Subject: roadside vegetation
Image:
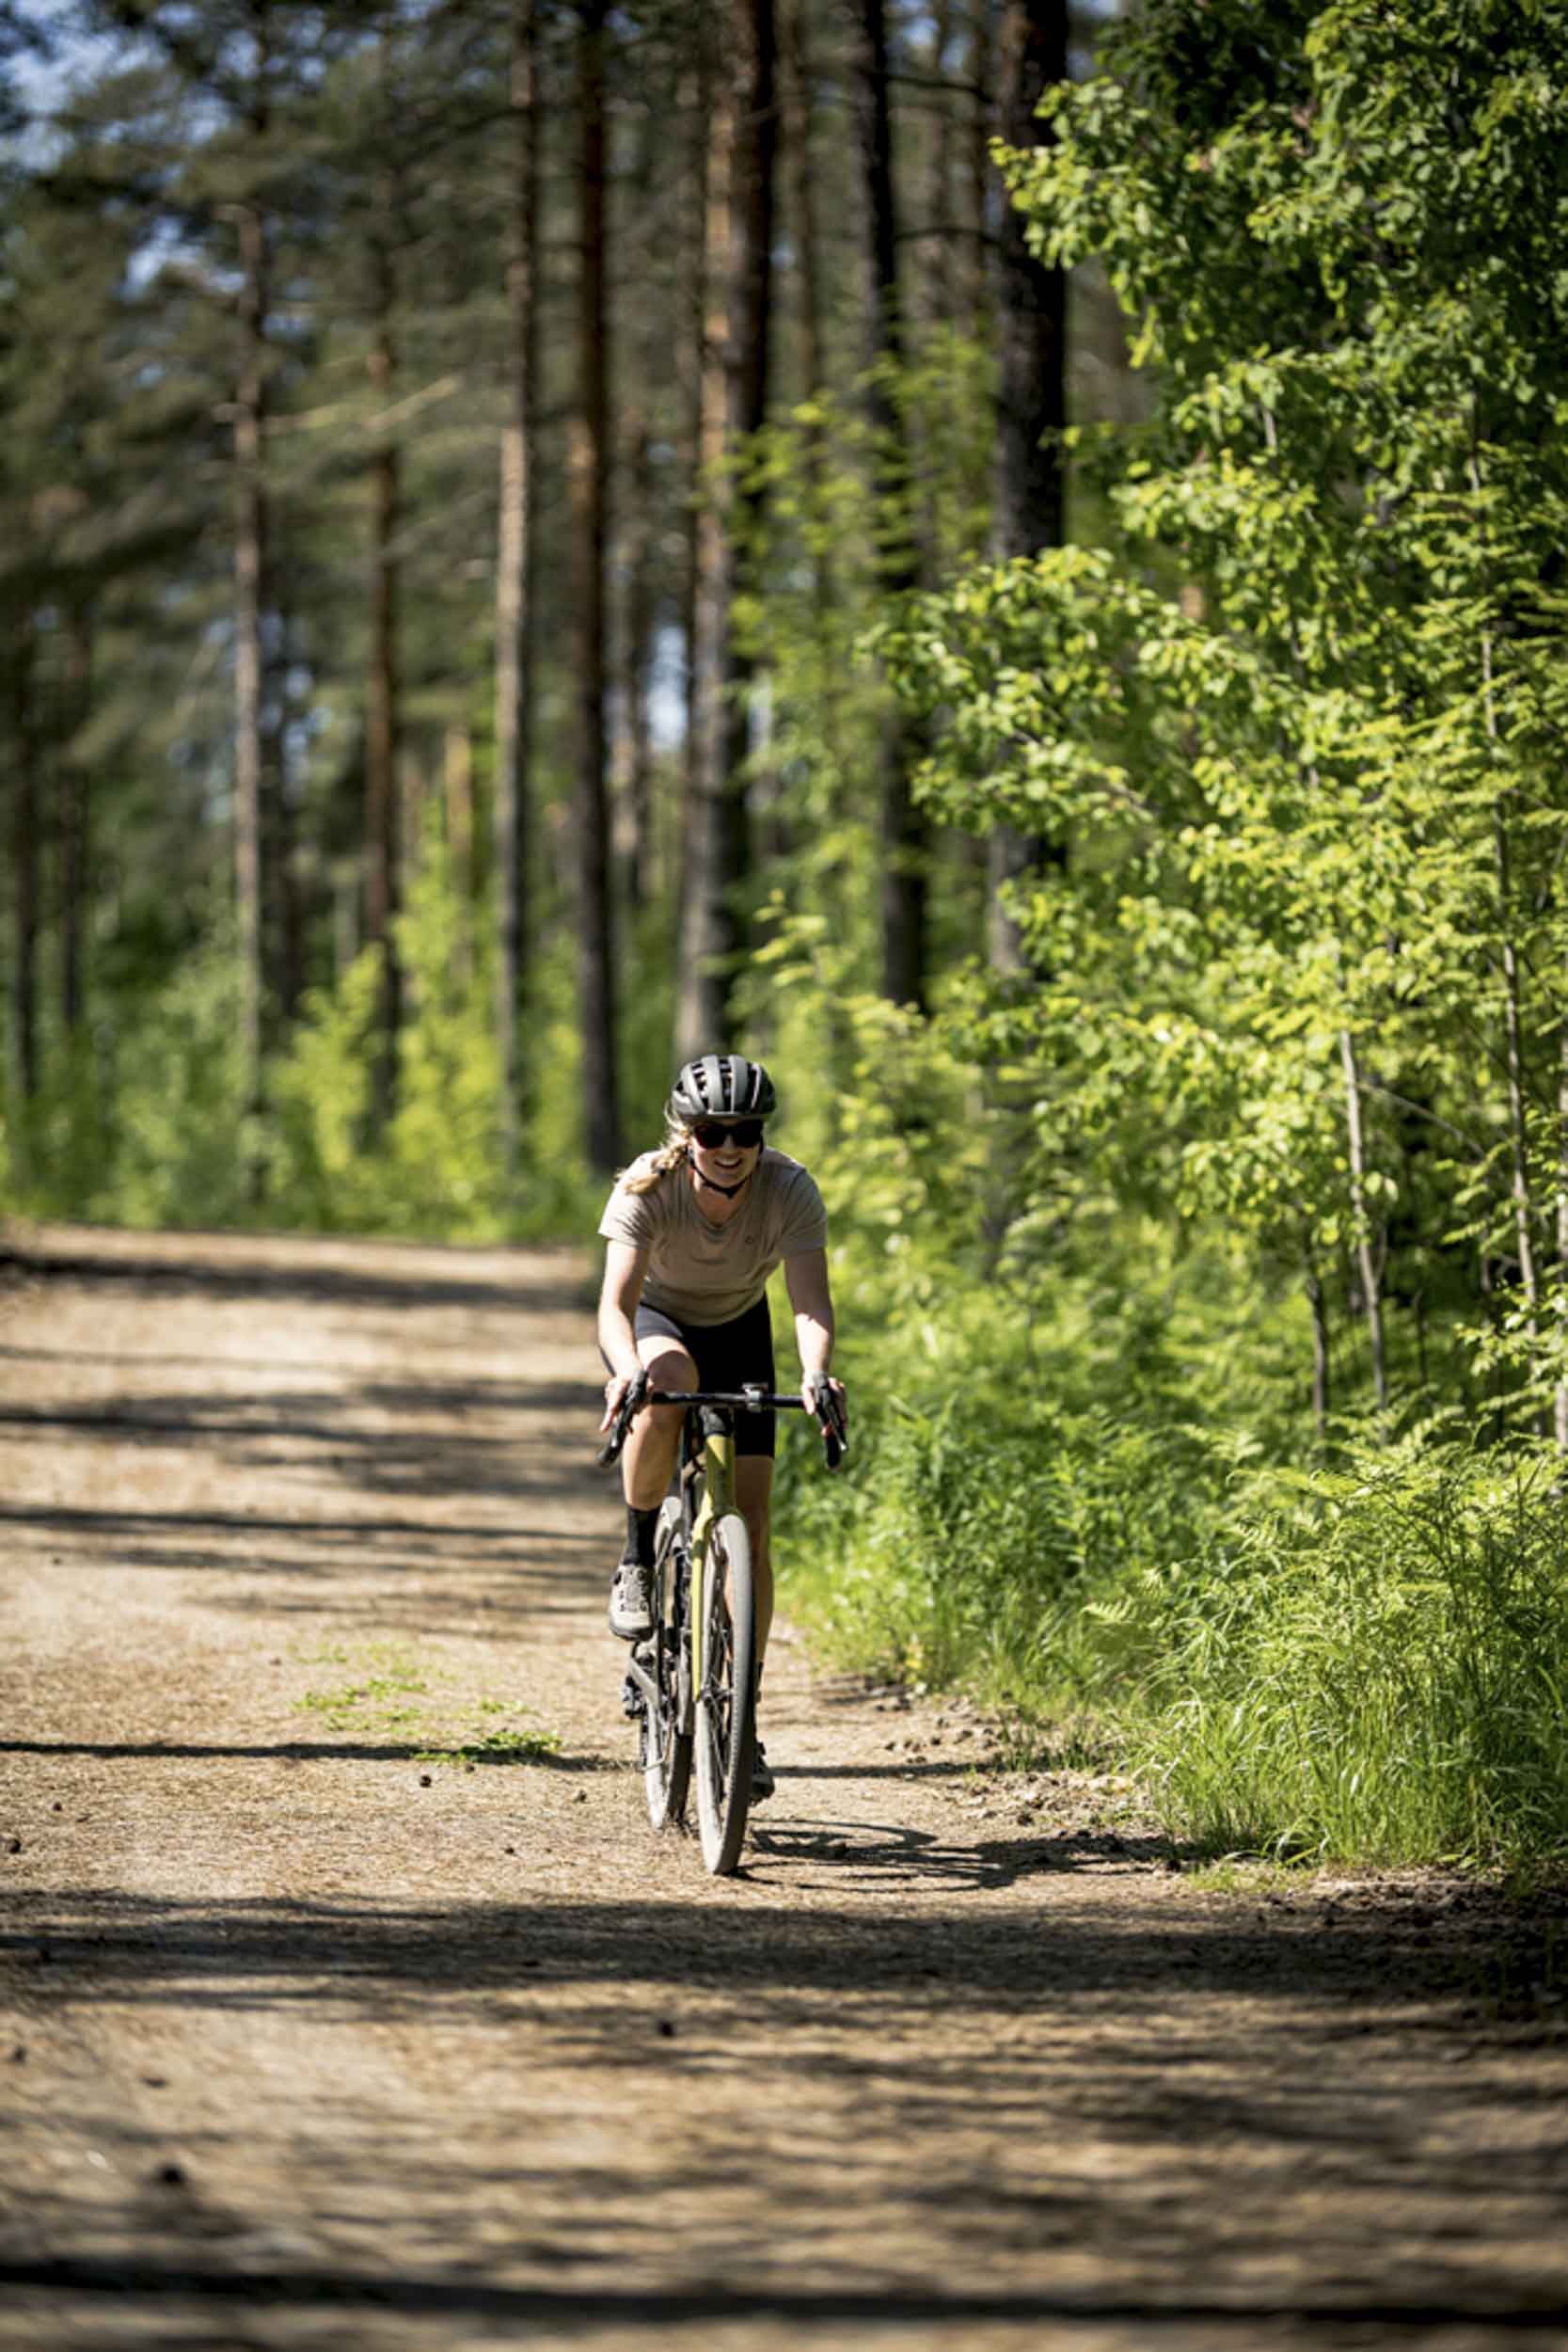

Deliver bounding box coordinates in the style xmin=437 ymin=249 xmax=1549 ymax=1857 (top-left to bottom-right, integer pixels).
xmin=6 ymin=2 xmax=1568 ymax=1869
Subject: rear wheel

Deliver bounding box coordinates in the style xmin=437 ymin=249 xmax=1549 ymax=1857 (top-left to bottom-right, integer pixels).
xmin=694 ymin=1511 xmax=756 ymax=1875
xmin=643 ymin=1497 xmax=691 ymax=1830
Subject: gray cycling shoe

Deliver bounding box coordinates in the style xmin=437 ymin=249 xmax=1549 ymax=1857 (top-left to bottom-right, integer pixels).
xmin=751 ymin=1740 xmax=776 ymax=1802
xmin=609 ymin=1559 xmax=655 ymax=1641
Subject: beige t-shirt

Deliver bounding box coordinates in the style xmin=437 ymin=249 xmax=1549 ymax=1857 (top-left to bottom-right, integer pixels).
xmin=598 ymin=1148 xmax=829 ymax=1327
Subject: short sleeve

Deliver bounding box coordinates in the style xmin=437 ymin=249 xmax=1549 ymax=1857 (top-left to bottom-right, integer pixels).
xmin=598 ymin=1181 xmax=656 ymax=1250
xmin=776 ymin=1166 xmax=829 ymax=1257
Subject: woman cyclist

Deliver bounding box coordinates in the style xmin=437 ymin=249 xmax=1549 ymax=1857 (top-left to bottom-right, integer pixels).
xmin=596 ymin=1052 xmax=845 ymax=1801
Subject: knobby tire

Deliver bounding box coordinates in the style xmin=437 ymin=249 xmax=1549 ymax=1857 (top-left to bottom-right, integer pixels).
xmin=694 ymin=1511 xmax=756 ymax=1875
xmin=642 ymin=1496 xmax=691 ymax=1830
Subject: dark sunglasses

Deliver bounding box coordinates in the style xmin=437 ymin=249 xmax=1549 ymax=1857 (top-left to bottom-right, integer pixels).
xmin=689 ymin=1119 xmax=766 ymax=1150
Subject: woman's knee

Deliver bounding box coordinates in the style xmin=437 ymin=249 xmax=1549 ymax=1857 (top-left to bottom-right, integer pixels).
xmin=636 ymin=1343 xmax=697 ymax=1419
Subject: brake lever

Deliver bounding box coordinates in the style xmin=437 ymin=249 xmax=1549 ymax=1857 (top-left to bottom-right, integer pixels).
xmin=595 ymin=1371 xmax=649 ymax=1468
xmin=815 ymin=1389 xmax=848 ymax=1472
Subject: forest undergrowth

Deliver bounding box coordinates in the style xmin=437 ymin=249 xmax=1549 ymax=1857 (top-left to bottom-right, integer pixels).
xmin=763 ymin=980 xmax=1568 ymax=1882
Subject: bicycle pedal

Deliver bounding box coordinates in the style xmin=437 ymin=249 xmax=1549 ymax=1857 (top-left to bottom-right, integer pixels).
xmin=620 ymin=1673 xmax=645 ymax=1722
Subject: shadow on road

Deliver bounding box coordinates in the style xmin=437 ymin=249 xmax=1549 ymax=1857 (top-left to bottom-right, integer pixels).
xmin=2 ymin=1882 xmax=1556 ymax=2017
xmin=11 ymin=1242 xmax=592 ymax=1322
xmin=3 ymin=2251 xmax=1563 ymax=2338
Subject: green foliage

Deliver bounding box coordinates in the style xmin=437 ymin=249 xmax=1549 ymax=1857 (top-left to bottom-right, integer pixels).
xmin=1122 ymin=1446 xmax=1568 ymax=1867
xmin=772 ymin=0 xmax=1568 ymax=1873
xmin=268 ymin=818 xmax=598 ymax=1241
xmin=82 ymin=930 xmax=252 ymax=1232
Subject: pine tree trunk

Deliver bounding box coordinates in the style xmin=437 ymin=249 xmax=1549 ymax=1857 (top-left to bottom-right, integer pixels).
xmin=924 ymin=0 xmax=956 ymax=329
xmin=573 ymin=0 xmax=620 ymax=1171
xmin=59 ymin=610 xmax=91 ymax=1039
xmin=854 ymin=0 xmax=927 ymax=1009
xmin=989 ymin=0 xmax=1068 ymax=975
xmin=969 ymin=0 xmax=997 ymax=341
xmin=615 ymin=415 xmax=657 ymax=914
xmin=675 ymin=0 xmax=776 ymax=1060
xmin=234 ymin=185 xmax=268 ymax=1152
xmin=261 ymin=584 xmax=298 ymax=1028
xmin=494 ymin=0 xmax=540 ymax=1176
xmin=673 ymin=24 xmax=712 ymax=1061
xmin=784 ymin=0 xmax=826 ymax=407
xmin=365 ymin=192 xmax=403 ymax=1122
xmin=9 ymin=616 xmax=40 ymax=1104
xmin=717 ymin=0 xmax=775 ymax=967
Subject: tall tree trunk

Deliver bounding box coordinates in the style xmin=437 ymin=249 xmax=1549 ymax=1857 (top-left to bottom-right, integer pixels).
xmin=261 ymin=579 xmax=298 ymax=1021
xmin=365 ymin=185 xmax=403 ymax=1123
xmin=853 ymin=0 xmax=927 ymax=1009
xmin=573 ymin=0 xmax=619 ymax=1171
xmin=718 ymin=0 xmax=775 ymax=962
xmin=989 ymin=0 xmax=1068 ymax=974
xmin=969 ymin=0 xmax=997 ymax=341
xmin=784 ymin=0 xmax=826 ymax=408
xmin=59 ymin=610 xmax=91 ymax=1039
xmin=614 ymin=413 xmax=657 ymax=915
xmin=494 ymin=0 xmax=540 ymax=1177
xmin=784 ymin=0 xmax=836 ymax=632
xmin=674 ymin=24 xmax=711 ymax=1057
xmin=234 ymin=172 xmax=268 ymax=1161
xmin=924 ymin=0 xmax=956 ymax=330
xmin=1340 ymin=1028 xmax=1388 ymax=1413
xmin=9 ymin=616 xmax=40 ymax=1105
xmin=675 ymin=0 xmax=776 ymax=1059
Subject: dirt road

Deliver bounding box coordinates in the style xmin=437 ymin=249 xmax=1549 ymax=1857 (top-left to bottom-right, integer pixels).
xmin=2 ymin=1223 xmax=1565 ymax=2352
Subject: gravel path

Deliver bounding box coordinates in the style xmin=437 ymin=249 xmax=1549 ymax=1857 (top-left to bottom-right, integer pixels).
xmin=2 ymin=1222 xmax=1565 ymax=2352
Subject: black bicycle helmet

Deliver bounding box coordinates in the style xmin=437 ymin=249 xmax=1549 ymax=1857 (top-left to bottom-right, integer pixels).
xmin=668 ymin=1052 xmax=778 ymax=1124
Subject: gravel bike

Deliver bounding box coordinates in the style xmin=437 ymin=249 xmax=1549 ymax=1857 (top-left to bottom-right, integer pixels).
xmin=599 ymin=1381 xmax=846 ymax=1874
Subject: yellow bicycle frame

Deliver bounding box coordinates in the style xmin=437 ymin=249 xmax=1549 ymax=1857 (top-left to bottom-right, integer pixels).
xmin=688 ymin=1417 xmax=735 ymax=1699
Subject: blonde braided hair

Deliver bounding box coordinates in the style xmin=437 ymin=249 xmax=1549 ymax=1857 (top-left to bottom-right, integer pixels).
xmin=619 ymin=1120 xmax=692 ymax=1197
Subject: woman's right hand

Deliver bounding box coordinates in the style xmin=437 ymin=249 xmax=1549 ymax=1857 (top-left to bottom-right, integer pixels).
xmin=598 ymin=1366 xmax=647 ymax=1435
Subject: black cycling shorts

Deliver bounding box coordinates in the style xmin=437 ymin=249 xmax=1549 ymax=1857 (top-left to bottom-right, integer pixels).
xmin=634 ymin=1295 xmax=777 ymax=1458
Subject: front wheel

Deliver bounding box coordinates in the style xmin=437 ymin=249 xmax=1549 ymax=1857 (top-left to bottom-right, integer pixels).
xmin=694 ymin=1511 xmax=756 ymax=1875
xmin=643 ymin=1497 xmax=691 ymax=1831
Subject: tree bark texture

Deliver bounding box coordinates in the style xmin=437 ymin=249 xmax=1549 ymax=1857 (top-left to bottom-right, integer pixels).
xmin=59 ymin=610 xmax=91 ymax=1038
xmin=234 ymin=187 xmax=268 ymax=1139
xmin=675 ymin=0 xmax=776 ymax=1062
xmin=494 ymin=0 xmax=541 ymax=1175
xmin=854 ymin=0 xmax=927 ymax=1010
xmin=969 ymin=0 xmax=997 ymax=341
xmin=989 ymin=0 xmax=1068 ymax=976
xmin=9 ymin=618 xmax=40 ymax=1104
xmin=784 ymin=0 xmax=826 ymax=408
xmin=365 ymin=184 xmax=404 ymax=1121
xmin=573 ymin=0 xmax=620 ymax=1171
xmin=923 ymin=0 xmax=956 ymax=330
xmin=674 ymin=24 xmax=710 ymax=1057
xmin=614 ymin=414 xmax=657 ymax=914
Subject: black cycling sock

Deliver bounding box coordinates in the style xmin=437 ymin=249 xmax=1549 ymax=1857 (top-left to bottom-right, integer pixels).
xmin=626 ymin=1504 xmax=659 ymax=1566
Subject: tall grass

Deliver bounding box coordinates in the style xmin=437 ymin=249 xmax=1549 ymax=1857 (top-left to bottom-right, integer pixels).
xmin=1125 ymin=1448 xmax=1568 ymax=1867
xmin=773 ymin=1248 xmax=1568 ymax=1870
